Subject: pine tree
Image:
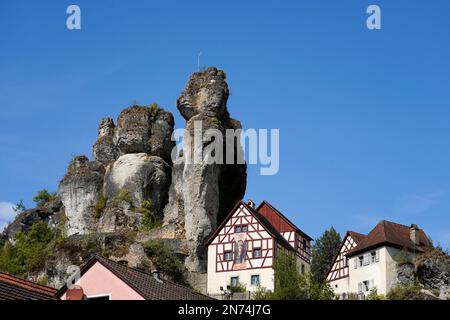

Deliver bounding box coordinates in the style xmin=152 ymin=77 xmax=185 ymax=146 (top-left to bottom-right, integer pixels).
xmin=311 ymin=227 xmax=342 ymax=283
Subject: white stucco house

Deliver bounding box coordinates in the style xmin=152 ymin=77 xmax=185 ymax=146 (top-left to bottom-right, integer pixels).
xmin=326 ymin=220 xmax=432 ymax=299
xmin=206 ymin=200 xmax=313 ymax=298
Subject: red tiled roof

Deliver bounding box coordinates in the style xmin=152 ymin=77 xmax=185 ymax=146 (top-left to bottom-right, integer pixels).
xmin=56 ymin=255 xmax=214 ymax=300
xmin=256 ymin=200 xmax=314 ymax=241
xmin=348 ymin=231 xmax=367 ymax=243
xmin=347 ymin=220 xmax=432 ymax=257
xmin=0 ymin=272 xmax=57 ymax=300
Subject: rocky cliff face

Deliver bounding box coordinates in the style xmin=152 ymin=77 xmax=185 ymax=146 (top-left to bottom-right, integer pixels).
xmin=163 ymin=67 xmax=246 ymax=272
xmin=1 ymin=67 xmax=247 ymax=290
xmin=58 ymin=156 xmax=105 ymax=236
xmin=394 ymin=248 xmax=450 ymax=299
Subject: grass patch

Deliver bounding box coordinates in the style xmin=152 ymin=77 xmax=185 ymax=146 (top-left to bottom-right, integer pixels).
xmin=113 ymin=188 xmax=134 ymax=207
xmin=93 ymin=193 xmax=107 ymax=219
xmin=149 ymin=102 xmax=159 ymax=122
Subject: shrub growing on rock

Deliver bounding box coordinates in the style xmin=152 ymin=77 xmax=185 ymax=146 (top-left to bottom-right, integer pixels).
xmin=113 ymin=188 xmax=134 ymax=207
xmin=143 ymin=240 xmax=185 ymax=284
xmin=33 ymin=189 xmax=56 ymax=207
xmin=93 ymin=193 xmax=107 ymax=219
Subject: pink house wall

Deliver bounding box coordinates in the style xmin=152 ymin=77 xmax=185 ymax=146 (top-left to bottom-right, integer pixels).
xmin=60 ymin=261 xmax=145 ymax=300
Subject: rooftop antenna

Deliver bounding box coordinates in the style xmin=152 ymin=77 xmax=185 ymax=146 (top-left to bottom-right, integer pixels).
xmin=197 ymin=52 xmax=202 ymax=71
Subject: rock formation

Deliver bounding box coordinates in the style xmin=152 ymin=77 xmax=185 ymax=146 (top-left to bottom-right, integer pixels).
xmin=93 ymin=117 xmax=116 ymax=164
xmin=58 ymin=156 xmax=105 ymax=236
xmin=163 ymin=67 xmax=247 ymax=272
xmin=1 ymin=67 xmax=247 ymax=290
xmin=103 ymin=153 xmax=171 ymax=214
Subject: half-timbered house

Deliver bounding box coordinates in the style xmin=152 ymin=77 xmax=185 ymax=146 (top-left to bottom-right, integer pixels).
xmin=206 ymin=200 xmax=313 ymax=296
xmin=326 ymin=220 xmax=432 ymax=299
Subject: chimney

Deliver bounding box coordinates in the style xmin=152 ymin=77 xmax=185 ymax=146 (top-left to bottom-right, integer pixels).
xmin=410 ymin=224 xmax=419 ymax=245
xmin=247 ymin=199 xmax=255 ymax=209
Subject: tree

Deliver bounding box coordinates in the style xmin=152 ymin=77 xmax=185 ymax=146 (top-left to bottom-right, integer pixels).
xmin=0 ymin=221 xmax=56 ymax=276
xmin=253 ymin=250 xmax=335 ymax=300
xmin=33 ymin=189 xmax=56 ymax=207
xmin=13 ymin=200 xmax=26 ymax=213
xmin=310 ymin=227 xmax=342 ymax=283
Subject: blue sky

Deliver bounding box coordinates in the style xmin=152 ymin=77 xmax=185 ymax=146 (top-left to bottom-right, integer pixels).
xmin=1 ymin=1 xmax=449 ymax=249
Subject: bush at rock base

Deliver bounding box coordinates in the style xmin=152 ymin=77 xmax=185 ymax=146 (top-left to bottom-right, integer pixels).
xmin=143 ymin=239 xmax=185 ymax=284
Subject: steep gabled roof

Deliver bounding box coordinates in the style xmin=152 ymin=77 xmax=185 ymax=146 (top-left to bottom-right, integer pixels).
xmin=205 ymin=200 xmax=295 ymax=251
xmin=347 ymin=231 xmax=367 ymax=244
xmin=0 ymin=272 xmax=57 ymax=300
xmin=325 ymin=230 xmax=367 ymax=281
xmin=347 ymin=220 xmax=432 ymax=257
xmin=256 ymin=200 xmax=314 ymax=241
xmin=56 ymin=255 xmax=213 ymax=300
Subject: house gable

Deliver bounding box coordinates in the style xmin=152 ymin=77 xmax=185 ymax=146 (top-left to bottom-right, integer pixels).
xmin=327 ymin=232 xmax=365 ymax=282
xmin=210 ymin=202 xmax=276 ymax=272
xmin=256 ymin=201 xmax=312 ymax=264
xmin=60 ymin=261 xmax=145 ymax=300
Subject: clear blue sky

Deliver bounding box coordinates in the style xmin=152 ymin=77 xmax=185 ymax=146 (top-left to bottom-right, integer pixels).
xmin=1 ymin=1 xmax=449 ymax=249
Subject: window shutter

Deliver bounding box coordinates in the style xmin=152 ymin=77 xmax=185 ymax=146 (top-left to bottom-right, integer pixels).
xmin=364 ymin=254 xmax=369 ymax=266
xmin=354 ymin=258 xmax=358 ymax=269
xmin=370 ymin=280 xmax=375 ymax=290
xmin=376 ymin=250 xmax=380 ymax=262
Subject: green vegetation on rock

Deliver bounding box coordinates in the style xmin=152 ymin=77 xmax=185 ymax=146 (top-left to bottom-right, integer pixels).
xmin=149 ymin=102 xmax=159 ymax=122
xmin=387 ymin=281 xmax=422 ymax=300
xmin=143 ymin=240 xmax=185 ymax=284
xmin=0 ymin=221 xmax=64 ymax=276
xmin=33 ymin=189 xmax=56 ymax=207
xmin=135 ymin=199 xmax=162 ymax=232
xmin=113 ymin=188 xmax=134 ymax=207
xmin=93 ymin=193 xmax=107 ymax=219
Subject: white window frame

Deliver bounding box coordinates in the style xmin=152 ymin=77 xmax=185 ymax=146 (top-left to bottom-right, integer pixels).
xmin=224 ymin=251 xmax=233 ymax=261
xmin=250 ymin=274 xmax=260 ymax=286
xmin=230 ymin=276 xmax=239 ymax=288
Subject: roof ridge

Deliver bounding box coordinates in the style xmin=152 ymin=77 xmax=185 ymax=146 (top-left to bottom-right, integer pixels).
xmin=0 ymin=272 xmax=57 ymax=294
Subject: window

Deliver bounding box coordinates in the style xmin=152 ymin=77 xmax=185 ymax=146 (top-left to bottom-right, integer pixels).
xmin=301 ymin=264 xmax=305 ymax=274
xmin=371 ymin=251 xmax=377 ymax=263
xmin=303 ymin=239 xmax=307 ymax=250
xmin=358 ymin=280 xmax=371 ymax=293
xmin=235 ymin=225 xmax=248 ymax=233
xmin=363 ymin=254 xmax=370 ymax=266
xmin=230 ymin=277 xmax=239 ymax=287
xmin=358 ymin=256 xmax=364 ymax=267
xmin=250 ymin=275 xmax=260 ymax=286
xmin=253 ymin=248 xmax=262 ymax=258
xmin=224 ymin=251 xmax=233 ymax=261
xmin=345 ymin=257 xmax=349 ymax=267
xmin=363 ymin=280 xmax=370 ymax=292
